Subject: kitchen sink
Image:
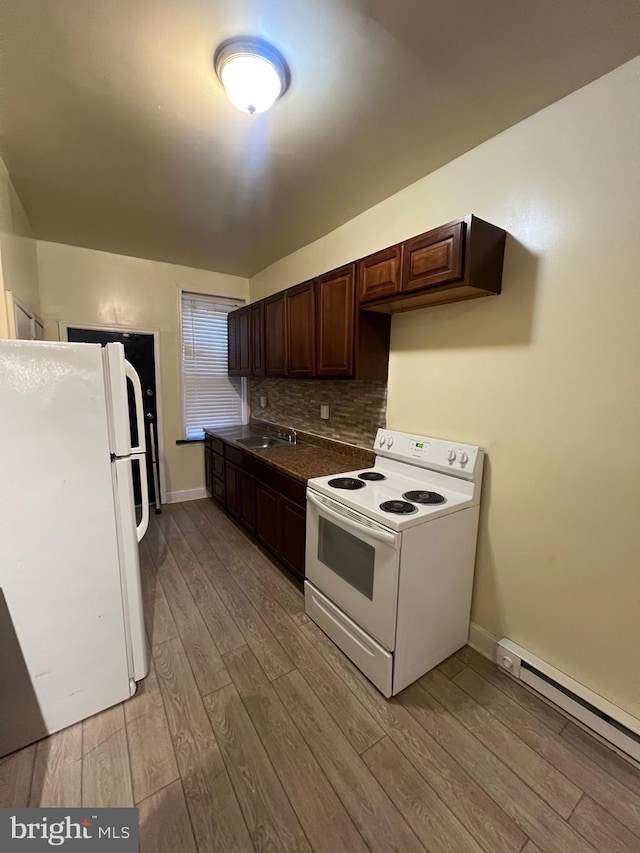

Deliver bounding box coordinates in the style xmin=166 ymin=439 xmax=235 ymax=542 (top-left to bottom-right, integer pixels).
xmin=235 ymin=435 xmax=294 ymax=449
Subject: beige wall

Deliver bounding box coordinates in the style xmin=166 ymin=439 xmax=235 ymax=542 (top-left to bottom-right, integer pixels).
xmin=251 ymin=59 xmax=640 ymax=717
xmin=0 ymin=156 xmax=40 ymax=336
xmin=37 ymin=241 xmax=249 ymax=497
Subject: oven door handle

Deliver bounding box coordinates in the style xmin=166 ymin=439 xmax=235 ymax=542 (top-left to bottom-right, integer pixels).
xmin=307 ymin=492 xmax=399 ymax=547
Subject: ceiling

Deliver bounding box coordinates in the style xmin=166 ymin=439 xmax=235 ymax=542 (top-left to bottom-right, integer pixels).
xmin=1 ymin=1 xmax=639 ymax=278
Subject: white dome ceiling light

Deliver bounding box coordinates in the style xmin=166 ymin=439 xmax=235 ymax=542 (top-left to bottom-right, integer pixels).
xmin=214 ymin=37 xmax=290 ymax=115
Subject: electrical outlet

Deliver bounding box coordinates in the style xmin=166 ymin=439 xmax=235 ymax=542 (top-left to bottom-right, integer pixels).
xmin=260 ymin=396 xmax=268 ymax=408
xmin=320 ymin=404 xmax=330 ymax=419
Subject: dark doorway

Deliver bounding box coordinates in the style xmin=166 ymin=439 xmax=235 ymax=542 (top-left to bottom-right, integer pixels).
xmin=65 ymin=327 xmax=161 ymax=507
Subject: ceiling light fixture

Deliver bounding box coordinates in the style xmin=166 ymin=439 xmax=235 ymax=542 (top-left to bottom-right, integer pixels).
xmin=214 ymin=37 xmax=290 ymax=115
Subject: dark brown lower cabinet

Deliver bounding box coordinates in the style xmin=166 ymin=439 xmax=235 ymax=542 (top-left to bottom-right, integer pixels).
xmin=255 ymin=482 xmax=306 ymax=580
xmin=225 ymin=461 xmax=255 ymax=533
xmin=206 ymin=434 xmax=307 ymax=580
xmin=212 ymin=476 xmax=225 ymax=504
xmin=225 ymin=460 xmax=240 ymax=518
xmin=213 ymin=451 xmax=225 ymax=479
xmin=256 ymin=481 xmax=281 ymax=555
xmin=205 ymin=435 xmax=227 ymax=506
xmin=238 ymin=470 xmax=255 ymax=532
xmin=280 ymin=498 xmax=306 ymax=578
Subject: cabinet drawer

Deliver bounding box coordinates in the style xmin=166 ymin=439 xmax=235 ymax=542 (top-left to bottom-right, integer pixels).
xmin=403 ymin=221 xmax=465 ymax=293
xmin=213 ymin=452 xmax=225 ymax=479
xmin=225 ymin=445 xmax=244 ymax=466
xmin=253 ymin=460 xmax=306 ymax=506
xmin=206 ymin=436 xmax=224 ymax=456
xmin=225 ymin=445 xmax=255 ymax=474
xmin=212 ymin=476 xmax=225 ymax=503
xmin=358 ymin=245 xmax=402 ymax=304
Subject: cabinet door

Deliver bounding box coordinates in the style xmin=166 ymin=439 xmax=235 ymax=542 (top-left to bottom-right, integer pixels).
xmin=280 ymin=498 xmax=306 ymax=579
xmin=237 ymin=307 xmax=252 ymax=376
xmin=227 ymin=311 xmax=239 ymax=375
xmin=251 ymin=302 xmax=265 ymax=376
xmin=286 ymin=281 xmax=315 ymax=377
xmin=225 ymin=460 xmax=240 ymax=518
xmin=265 ymin=293 xmax=287 ymax=376
xmin=315 ymin=265 xmax=355 ymax=377
xmin=358 ymin=245 xmax=403 ymax=304
xmin=239 ymin=471 xmax=255 ymax=532
xmin=402 ymin=221 xmax=465 ymax=293
xmin=255 ymin=481 xmax=281 ymax=555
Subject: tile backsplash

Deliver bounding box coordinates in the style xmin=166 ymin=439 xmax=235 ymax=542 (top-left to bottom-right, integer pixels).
xmin=250 ymin=378 xmax=387 ymax=448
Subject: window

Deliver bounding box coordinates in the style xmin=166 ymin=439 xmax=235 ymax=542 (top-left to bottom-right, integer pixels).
xmin=181 ymin=292 xmax=245 ymax=439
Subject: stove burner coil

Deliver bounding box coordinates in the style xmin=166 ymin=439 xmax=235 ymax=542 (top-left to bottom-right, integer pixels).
xmin=403 ymin=490 xmax=446 ymax=505
xmin=380 ymin=500 xmax=417 ymax=514
xmin=358 ymin=471 xmax=386 ymax=481
xmin=328 ymin=477 xmax=366 ymax=490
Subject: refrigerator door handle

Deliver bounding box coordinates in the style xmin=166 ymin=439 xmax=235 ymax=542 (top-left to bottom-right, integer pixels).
xmin=134 ymin=454 xmax=150 ymax=542
xmin=125 ymin=360 xmax=146 ymax=455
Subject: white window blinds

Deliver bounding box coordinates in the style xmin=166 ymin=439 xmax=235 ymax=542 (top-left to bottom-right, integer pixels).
xmin=181 ymin=292 xmax=244 ymax=439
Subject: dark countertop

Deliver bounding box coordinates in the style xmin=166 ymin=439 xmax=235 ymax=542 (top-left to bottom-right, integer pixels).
xmin=204 ymin=423 xmax=375 ymax=484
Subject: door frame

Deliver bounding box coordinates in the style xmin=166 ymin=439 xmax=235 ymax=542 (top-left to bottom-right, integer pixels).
xmin=6 ymin=291 xmax=45 ymax=340
xmin=58 ymin=320 xmax=167 ymax=503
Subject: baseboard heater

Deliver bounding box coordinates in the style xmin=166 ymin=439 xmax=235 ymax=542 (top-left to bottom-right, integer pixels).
xmin=496 ymin=639 xmax=640 ymax=765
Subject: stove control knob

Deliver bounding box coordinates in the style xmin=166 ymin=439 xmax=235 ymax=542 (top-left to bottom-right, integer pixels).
xmin=459 ymin=451 xmax=469 ymax=466
xmin=387 ymin=436 xmax=394 ymax=448
xmin=447 ymin=450 xmax=457 ymax=463
xmin=378 ymin=433 xmax=386 ymax=447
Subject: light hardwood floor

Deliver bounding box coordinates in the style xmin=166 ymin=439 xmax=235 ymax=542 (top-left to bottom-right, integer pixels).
xmin=1 ymin=499 xmax=639 ymax=852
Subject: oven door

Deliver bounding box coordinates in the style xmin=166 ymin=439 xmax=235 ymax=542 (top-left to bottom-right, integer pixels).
xmin=305 ymin=489 xmax=401 ymax=650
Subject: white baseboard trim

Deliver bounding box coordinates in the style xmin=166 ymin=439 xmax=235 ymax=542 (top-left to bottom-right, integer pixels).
xmin=165 ymin=487 xmax=208 ymax=504
xmin=468 ymin=622 xmax=499 ymax=661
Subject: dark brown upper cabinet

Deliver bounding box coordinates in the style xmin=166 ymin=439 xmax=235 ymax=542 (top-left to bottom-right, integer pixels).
xmin=315 ymin=265 xmax=356 ymax=377
xmin=227 ymin=311 xmax=239 ymax=375
xmin=228 ymin=214 xmax=505 ymax=380
xmin=358 ymin=244 xmax=403 ymax=304
xmin=361 ymin=215 xmax=506 ymax=313
xmin=286 ymin=281 xmax=315 ymax=377
xmin=251 ymin=301 xmax=265 ymax=376
xmin=315 ymin=265 xmax=391 ymax=380
xmin=403 ymin=221 xmax=465 ymax=293
xmin=237 ymin=306 xmax=251 ymax=375
xmin=265 ymin=292 xmax=287 ymax=376
xmin=227 ymin=306 xmax=251 ymax=377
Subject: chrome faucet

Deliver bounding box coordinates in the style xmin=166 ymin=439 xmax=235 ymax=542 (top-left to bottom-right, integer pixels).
xmin=275 ymin=426 xmax=297 ymax=444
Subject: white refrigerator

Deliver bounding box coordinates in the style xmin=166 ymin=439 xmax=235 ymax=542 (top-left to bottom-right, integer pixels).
xmin=0 ymin=340 xmax=149 ymax=757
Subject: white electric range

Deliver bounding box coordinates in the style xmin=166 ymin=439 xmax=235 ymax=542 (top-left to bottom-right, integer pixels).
xmin=304 ymin=429 xmax=484 ymax=697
